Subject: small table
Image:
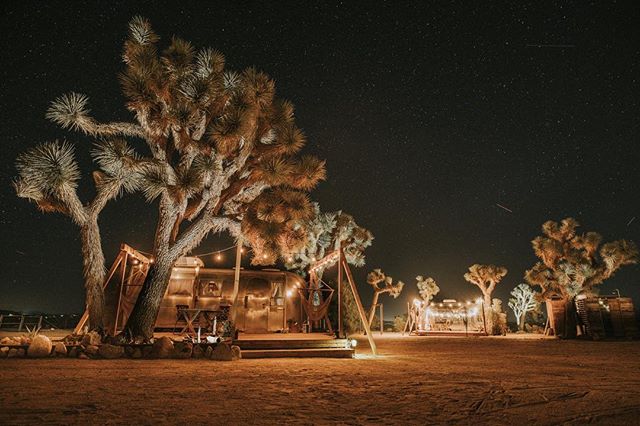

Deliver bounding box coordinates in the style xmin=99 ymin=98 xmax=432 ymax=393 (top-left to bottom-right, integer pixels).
xmin=178 ymin=308 xmax=202 ymax=335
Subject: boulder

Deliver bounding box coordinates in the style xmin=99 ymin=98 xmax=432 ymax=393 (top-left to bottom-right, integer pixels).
xmin=231 ymin=345 xmax=242 ymax=360
xmin=0 ymin=346 xmax=9 ymax=358
xmin=68 ymin=347 xmax=78 ymax=358
xmin=54 ymin=342 xmax=68 ymax=357
xmin=27 ymin=335 xmax=53 ymax=358
xmin=151 ymin=337 xmax=174 ymax=359
xmin=98 ymin=344 xmax=124 ymax=359
xmin=81 ymin=331 xmax=102 ymax=347
xmin=20 ymin=336 xmax=31 ymax=346
xmin=85 ymin=345 xmax=99 ymax=355
xmin=7 ymin=348 xmax=19 ymax=358
xmin=78 ymin=352 xmax=89 ymax=359
xmin=0 ymin=337 xmax=12 ymax=345
xmin=142 ymin=346 xmax=153 ymax=358
xmin=210 ymin=343 xmax=236 ymax=361
xmin=17 ymin=348 xmax=26 ymax=357
xmin=173 ymin=342 xmax=193 ymax=359
xmin=131 ymin=347 xmax=143 ymax=359
xmin=192 ymin=345 xmax=205 ymax=359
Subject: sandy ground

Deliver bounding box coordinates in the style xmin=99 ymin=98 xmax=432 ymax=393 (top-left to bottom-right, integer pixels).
xmin=1 ymin=333 xmax=639 ymax=425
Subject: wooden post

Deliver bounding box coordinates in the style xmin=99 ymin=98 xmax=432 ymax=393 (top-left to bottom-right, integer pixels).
xmin=230 ymin=240 xmax=243 ymax=325
xmin=380 ymin=303 xmax=384 ymax=334
xmin=341 ymin=249 xmax=377 ymax=355
xmin=337 ymin=247 xmax=343 ymax=338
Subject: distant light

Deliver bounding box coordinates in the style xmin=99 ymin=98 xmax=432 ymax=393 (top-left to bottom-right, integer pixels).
xmin=149 ymin=258 xmax=154 ymax=264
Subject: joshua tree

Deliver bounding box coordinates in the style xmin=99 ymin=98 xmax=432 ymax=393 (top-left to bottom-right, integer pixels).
xmin=416 ymin=276 xmax=440 ymax=303
xmin=49 ymin=17 xmax=325 ymax=340
xmin=525 ymin=218 xmax=638 ymax=300
xmin=524 ymin=218 xmax=637 ymax=337
xmin=508 ymin=283 xmax=538 ymax=331
xmin=286 ymin=203 xmax=373 ymax=276
xmin=14 ymin=138 xmax=143 ymax=332
xmin=366 ymin=269 xmax=404 ymax=326
xmin=464 ymin=264 xmax=508 ymax=332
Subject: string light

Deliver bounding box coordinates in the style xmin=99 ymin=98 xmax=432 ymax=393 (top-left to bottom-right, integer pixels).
xmin=216 ymin=253 xmax=222 ymax=261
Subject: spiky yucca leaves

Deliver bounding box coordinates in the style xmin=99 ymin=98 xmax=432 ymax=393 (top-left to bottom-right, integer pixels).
xmin=416 ymin=276 xmax=440 ymax=302
xmin=284 ymin=203 xmax=374 ymax=275
xmin=15 ymin=141 xmax=81 ymax=205
xmin=366 ymin=268 xmax=405 ymax=326
xmin=367 ymin=269 xmax=404 ymax=299
xmin=525 ymin=218 xmax=638 ymax=300
xmin=240 ymin=188 xmax=313 ymax=264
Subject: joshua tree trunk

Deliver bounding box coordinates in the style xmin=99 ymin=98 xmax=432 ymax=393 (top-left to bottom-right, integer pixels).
xmin=80 ymin=219 xmax=106 ymax=332
xmin=368 ymin=291 xmax=381 ymax=326
xmin=518 ymin=312 xmax=526 ymax=332
xmin=483 ymin=293 xmax=493 ymax=334
xmin=123 ymin=258 xmax=174 ymax=341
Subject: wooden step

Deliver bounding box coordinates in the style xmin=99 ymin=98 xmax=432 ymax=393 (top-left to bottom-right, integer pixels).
xmin=233 ymin=339 xmax=351 ymax=350
xmin=241 ymin=348 xmax=355 ymax=359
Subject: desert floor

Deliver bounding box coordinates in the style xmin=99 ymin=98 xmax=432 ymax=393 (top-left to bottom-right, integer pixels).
xmin=1 ymin=333 xmax=639 ymax=425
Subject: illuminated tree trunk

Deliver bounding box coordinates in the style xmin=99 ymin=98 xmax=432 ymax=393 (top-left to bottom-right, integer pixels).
xmin=80 ymin=219 xmax=106 ymax=332
xmin=368 ymin=291 xmax=381 ymax=326
xmin=123 ymin=259 xmax=174 ymax=341
xmin=483 ymin=293 xmax=493 ymax=334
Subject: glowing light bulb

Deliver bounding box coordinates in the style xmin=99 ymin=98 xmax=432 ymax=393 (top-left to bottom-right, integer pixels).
xmin=216 ymin=254 xmax=222 ymax=261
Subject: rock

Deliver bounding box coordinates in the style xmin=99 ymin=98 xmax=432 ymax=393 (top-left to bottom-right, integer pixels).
xmin=205 ymin=346 xmax=214 ymax=358
xmin=0 ymin=347 xmax=8 ymax=358
xmin=78 ymin=352 xmax=89 ymax=359
xmin=210 ymin=343 xmax=236 ymax=361
xmin=98 ymin=344 xmax=124 ymax=359
xmin=27 ymin=335 xmax=53 ymax=358
xmin=173 ymin=342 xmax=193 ymax=359
xmin=7 ymin=348 xmax=19 ymax=358
xmin=85 ymin=345 xmax=99 ymax=355
xmin=17 ymin=348 xmax=26 ymax=358
xmin=0 ymin=337 xmax=12 ymax=345
xmin=131 ymin=348 xmax=143 ymax=359
xmin=20 ymin=336 xmax=31 ymax=346
xmin=54 ymin=342 xmax=67 ymax=357
xmin=142 ymin=346 xmax=153 ymax=358
xmin=81 ymin=331 xmax=102 ymax=347
xmin=192 ymin=345 xmax=205 ymax=359
xmin=231 ymin=345 xmax=241 ymax=360
xmin=151 ymin=337 xmax=174 ymax=359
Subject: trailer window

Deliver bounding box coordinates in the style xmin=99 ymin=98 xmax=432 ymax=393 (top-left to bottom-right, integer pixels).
xmin=199 ymin=280 xmax=222 ymax=297
xmin=271 ymin=282 xmax=284 ymax=306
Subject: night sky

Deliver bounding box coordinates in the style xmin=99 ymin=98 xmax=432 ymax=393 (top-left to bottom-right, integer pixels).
xmin=1 ymin=1 xmax=639 ymax=321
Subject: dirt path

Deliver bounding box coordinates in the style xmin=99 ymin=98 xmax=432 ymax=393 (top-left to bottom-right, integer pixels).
xmin=1 ymin=334 xmax=639 ymax=425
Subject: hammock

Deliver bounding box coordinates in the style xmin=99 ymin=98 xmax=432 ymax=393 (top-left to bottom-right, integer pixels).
xmin=299 ymin=289 xmax=334 ymax=321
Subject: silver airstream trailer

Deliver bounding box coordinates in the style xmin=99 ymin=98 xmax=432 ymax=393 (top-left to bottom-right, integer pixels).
xmin=104 ymin=255 xmax=307 ymax=334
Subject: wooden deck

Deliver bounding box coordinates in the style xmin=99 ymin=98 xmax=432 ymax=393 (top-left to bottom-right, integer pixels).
xmin=233 ymin=334 xmax=355 ymax=358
